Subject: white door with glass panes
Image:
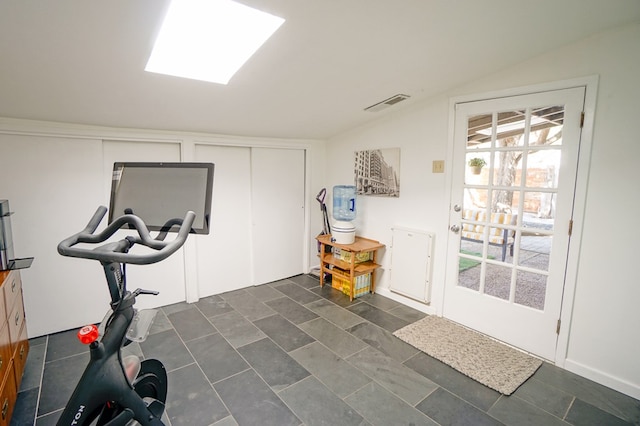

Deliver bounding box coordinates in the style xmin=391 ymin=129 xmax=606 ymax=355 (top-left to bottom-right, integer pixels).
xmin=443 ymin=87 xmax=585 ymax=361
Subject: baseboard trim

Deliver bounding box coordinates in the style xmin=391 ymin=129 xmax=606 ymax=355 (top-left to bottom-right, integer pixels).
xmin=563 ymin=359 xmax=640 ymax=400
xmin=375 ymin=287 xmax=436 ymax=316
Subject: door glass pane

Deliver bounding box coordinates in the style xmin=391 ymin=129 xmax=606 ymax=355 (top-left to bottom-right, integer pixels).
xmin=488 ymin=225 xmax=514 ymax=265
xmin=519 ymin=148 xmax=561 ymax=188
xmin=493 ymin=150 xmax=522 ymax=187
xmin=462 ymin=188 xmax=488 ymax=212
xmin=518 ymin=237 xmax=551 ymax=272
xmin=465 ymin=153 xmax=490 ymax=184
xmin=515 ymin=270 xmax=547 ymax=310
xmin=491 ymin=188 xmax=517 ymax=214
xmin=495 ymin=109 xmax=527 ymax=148
xmin=484 ymin=264 xmax=512 ymax=300
xmin=458 ymin=253 xmax=482 ymax=292
xmin=467 ymin=113 xmax=492 ymax=148
xmin=529 ymin=106 xmax=564 ymax=147
xmin=522 ymin=191 xmax=556 ymax=231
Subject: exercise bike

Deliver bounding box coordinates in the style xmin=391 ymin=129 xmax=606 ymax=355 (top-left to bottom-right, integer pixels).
xmin=55 ymin=205 xmax=195 ymax=426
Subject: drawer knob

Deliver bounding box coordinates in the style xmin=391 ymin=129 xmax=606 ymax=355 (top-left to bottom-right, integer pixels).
xmin=20 ymin=345 xmax=25 ymax=359
xmin=1 ymin=398 xmax=7 ymax=420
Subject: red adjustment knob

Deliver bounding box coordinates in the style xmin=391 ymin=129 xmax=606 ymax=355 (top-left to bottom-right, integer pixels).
xmin=77 ymin=324 xmax=99 ymax=345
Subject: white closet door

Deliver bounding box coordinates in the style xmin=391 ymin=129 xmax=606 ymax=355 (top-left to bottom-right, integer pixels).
xmin=251 ymin=148 xmax=305 ymax=285
xmin=194 ymin=144 xmax=252 ymax=295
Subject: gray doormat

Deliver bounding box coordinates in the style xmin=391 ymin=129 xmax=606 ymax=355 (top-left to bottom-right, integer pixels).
xmin=393 ymin=315 xmax=542 ymax=395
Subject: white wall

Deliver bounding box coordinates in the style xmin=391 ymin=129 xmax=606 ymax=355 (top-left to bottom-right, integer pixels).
xmin=0 ymin=122 xmax=324 ymax=337
xmin=324 ymin=99 xmax=451 ymax=309
xmin=325 ymin=23 xmax=640 ymax=398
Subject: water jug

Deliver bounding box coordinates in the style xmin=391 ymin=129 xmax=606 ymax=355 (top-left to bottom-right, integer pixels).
xmin=332 ymin=185 xmax=357 ymax=221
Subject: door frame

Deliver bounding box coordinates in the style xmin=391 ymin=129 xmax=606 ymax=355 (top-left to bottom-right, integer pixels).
xmin=438 ymin=75 xmax=598 ymax=365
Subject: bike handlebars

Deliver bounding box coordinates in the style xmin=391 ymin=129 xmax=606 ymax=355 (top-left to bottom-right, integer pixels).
xmin=57 ymin=206 xmax=196 ymax=265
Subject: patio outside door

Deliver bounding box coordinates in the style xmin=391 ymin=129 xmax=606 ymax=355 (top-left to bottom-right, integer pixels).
xmin=443 ymin=87 xmax=585 ymax=361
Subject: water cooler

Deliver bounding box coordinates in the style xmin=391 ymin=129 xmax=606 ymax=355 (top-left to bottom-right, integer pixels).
xmin=331 ymin=185 xmax=357 ymax=244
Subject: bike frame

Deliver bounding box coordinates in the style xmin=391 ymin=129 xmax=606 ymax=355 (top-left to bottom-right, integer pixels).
xmin=55 ymin=207 xmax=195 ymax=426
xmin=56 ymin=261 xmax=166 ymax=426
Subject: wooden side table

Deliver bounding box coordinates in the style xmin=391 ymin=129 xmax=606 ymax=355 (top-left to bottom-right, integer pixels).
xmin=316 ymin=234 xmax=384 ymax=301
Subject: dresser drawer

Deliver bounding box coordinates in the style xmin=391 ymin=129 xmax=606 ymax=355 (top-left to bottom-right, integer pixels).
xmin=0 ymin=361 xmax=16 ymax=426
xmin=0 ymin=273 xmax=6 ymax=323
xmin=12 ymin=325 xmax=28 ymax=391
xmin=7 ymin=293 xmax=24 ymax=356
xmin=2 ymin=272 xmax=20 ymax=319
xmin=0 ymin=323 xmax=10 ymax=389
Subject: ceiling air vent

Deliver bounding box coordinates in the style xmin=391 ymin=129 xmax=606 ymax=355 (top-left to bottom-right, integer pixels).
xmin=364 ymin=94 xmax=410 ymax=112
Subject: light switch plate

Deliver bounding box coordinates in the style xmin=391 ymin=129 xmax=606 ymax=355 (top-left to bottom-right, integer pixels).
xmin=432 ymin=160 xmax=445 ymax=173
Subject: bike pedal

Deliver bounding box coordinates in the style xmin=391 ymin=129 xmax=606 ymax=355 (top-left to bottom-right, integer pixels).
xmin=143 ymin=397 xmax=165 ymax=418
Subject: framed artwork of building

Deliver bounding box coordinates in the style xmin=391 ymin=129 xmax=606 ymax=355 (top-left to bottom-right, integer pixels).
xmin=354 ymin=148 xmax=400 ymax=197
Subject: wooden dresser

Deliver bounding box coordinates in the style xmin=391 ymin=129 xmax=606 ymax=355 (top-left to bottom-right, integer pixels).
xmin=0 ymin=270 xmax=29 ymax=425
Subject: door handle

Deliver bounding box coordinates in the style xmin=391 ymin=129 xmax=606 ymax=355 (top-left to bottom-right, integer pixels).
xmin=450 ymin=225 xmax=460 ymax=234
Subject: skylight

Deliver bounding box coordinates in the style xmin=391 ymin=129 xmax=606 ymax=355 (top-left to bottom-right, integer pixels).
xmin=145 ymin=0 xmax=285 ymax=85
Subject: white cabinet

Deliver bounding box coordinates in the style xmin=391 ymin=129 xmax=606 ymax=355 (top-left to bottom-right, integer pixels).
xmin=389 ymin=227 xmax=434 ymax=303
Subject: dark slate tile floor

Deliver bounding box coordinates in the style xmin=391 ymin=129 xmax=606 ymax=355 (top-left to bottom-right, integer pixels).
xmin=12 ymin=274 xmax=640 ymax=425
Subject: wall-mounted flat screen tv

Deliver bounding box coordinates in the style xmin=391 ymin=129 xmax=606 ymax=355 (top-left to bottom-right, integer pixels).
xmin=108 ymin=162 xmax=214 ymax=234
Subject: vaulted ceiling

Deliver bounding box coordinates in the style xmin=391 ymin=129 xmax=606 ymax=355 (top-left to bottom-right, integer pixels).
xmin=1 ymin=1 xmax=639 ymax=140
